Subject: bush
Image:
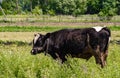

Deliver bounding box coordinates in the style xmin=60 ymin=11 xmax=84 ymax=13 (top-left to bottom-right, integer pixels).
xmin=97 ymin=0 xmax=117 ymax=21
xmin=32 ymin=6 xmax=43 ymax=15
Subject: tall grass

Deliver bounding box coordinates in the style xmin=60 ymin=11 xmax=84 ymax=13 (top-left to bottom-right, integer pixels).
xmin=0 ymin=43 xmax=120 ymax=78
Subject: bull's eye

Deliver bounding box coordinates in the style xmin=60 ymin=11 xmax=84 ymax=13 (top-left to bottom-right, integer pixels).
xmin=33 ymin=37 xmax=44 ymax=47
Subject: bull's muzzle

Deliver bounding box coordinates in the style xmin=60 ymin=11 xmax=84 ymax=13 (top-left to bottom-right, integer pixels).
xmin=31 ymin=47 xmax=43 ymax=55
xmin=31 ymin=49 xmax=38 ymax=55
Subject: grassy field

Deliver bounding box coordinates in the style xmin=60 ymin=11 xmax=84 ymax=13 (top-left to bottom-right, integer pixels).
xmin=0 ymin=26 xmax=120 ymax=78
xmin=0 ymin=42 xmax=120 ymax=78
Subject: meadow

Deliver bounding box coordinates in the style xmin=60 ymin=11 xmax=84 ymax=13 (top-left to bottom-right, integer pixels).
xmin=0 ymin=26 xmax=120 ymax=78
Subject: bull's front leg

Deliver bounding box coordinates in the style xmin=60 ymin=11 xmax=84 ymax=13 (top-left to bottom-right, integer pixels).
xmin=49 ymin=52 xmax=58 ymax=60
xmin=58 ymin=53 xmax=67 ymax=63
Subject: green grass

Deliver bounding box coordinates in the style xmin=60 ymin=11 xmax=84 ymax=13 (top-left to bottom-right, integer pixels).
xmin=0 ymin=43 xmax=120 ymax=78
xmin=0 ymin=26 xmax=65 ymax=32
xmin=0 ymin=26 xmax=87 ymax=32
xmin=109 ymin=26 xmax=120 ymax=31
xmin=0 ymin=26 xmax=120 ymax=32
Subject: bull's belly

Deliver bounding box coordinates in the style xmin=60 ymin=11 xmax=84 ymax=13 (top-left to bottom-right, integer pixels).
xmin=71 ymin=52 xmax=92 ymax=60
xmin=70 ymin=46 xmax=93 ymax=60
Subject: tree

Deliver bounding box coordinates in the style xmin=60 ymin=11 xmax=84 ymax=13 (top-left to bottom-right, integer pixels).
xmin=32 ymin=6 xmax=43 ymax=15
xmin=116 ymin=0 xmax=120 ymax=15
xmin=86 ymin=0 xmax=100 ymax=14
xmin=0 ymin=0 xmax=119 ymax=17
xmin=73 ymin=0 xmax=87 ymax=17
xmin=20 ymin=0 xmax=32 ymax=12
xmin=0 ymin=0 xmax=7 ymax=21
xmin=1 ymin=0 xmax=16 ymax=14
xmin=98 ymin=0 xmax=117 ymax=21
xmin=45 ymin=0 xmax=87 ymax=16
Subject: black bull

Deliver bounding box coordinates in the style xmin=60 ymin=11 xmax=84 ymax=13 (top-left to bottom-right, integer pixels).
xmin=31 ymin=27 xmax=111 ymax=68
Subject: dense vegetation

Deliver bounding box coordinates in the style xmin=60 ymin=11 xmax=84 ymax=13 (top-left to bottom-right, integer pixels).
xmin=0 ymin=44 xmax=120 ymax=78
xmin=0 ymin=0 xmax=120 ymax=20
xmin=0 ymin=38 xmax=120 ymax=78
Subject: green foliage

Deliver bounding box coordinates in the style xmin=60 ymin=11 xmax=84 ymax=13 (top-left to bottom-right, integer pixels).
xmin=32 ymin=6 xmax=43 ymax=15
xmin=116 ymin=0 xmax=120 ymax=15
xmin=1 ymin=0 xmax=16 ymax=14
xmin=47 ymin=9 xmax=55 ymax=16
xmin=46 ymin=0 xmax=87 ymax=16
xmin=72 ymin=0 xmax=87 ymax=17
xmin=98 ymin=0 xmax=117 ymax=21
xmin=0 ymin=43 xmax=120 ymax=78
xmin=0 ymin=0 xmax=120 ymax=17
xmin=86 ymin=0 xmax=100 ymax=14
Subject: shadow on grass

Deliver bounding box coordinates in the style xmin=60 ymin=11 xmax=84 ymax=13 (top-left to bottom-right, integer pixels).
xmin=0 ymin=40 xmax=31 ymax=46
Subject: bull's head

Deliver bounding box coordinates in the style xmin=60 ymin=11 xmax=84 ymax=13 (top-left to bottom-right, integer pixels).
xmin=31 ymin=33 xmax=50 ymax=55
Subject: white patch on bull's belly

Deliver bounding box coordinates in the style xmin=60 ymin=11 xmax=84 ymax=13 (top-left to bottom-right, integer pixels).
xmin=93 ymin=26 xmax=104 ymax=32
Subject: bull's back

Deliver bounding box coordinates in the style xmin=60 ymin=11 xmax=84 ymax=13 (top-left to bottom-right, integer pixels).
xmin=49 ymin=29 xmax=73 ymax=49
xmin=48 ymin=29 xmax=88 ymax=52
xmin=50 ymin=29 xmax=73 ymax=41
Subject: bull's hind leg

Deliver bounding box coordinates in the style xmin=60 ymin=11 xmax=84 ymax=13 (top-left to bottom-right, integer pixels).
xmin=102 ymin=50 xmax=108 ymax=66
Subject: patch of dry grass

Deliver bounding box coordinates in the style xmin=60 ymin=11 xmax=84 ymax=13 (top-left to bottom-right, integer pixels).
xmin=111 ymin=31 xmax=120 ymax=41
xmin=0 ymin=32 xmax=46 ymax=42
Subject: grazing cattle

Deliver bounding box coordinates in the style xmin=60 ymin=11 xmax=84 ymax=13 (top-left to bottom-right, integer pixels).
xmin=31 ymin=26 xmax=111 ymax=68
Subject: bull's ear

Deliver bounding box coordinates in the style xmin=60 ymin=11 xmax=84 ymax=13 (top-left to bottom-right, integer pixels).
xmin=44 ymin=33 xmax=51 ymax=39
xmin=34 ymin=33 xmax=40 ymax=37
xmin=34 ymin=33 xmax=42 ymax=37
